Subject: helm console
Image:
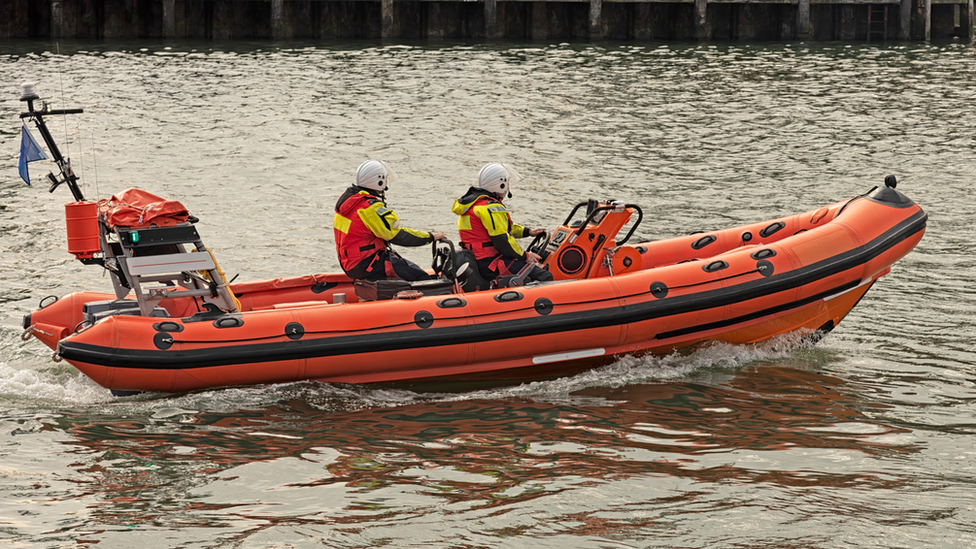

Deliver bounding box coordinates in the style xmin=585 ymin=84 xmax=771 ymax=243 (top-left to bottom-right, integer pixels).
xmin=533 ymin=199 xmax=644 ymax=280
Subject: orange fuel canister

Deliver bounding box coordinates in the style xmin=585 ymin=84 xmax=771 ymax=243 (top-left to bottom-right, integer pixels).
xmin=65 ymin=201 xmax=101 ymax=259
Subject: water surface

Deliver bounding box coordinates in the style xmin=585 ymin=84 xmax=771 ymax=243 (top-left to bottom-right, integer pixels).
xmin=1 ymin=39 xmax=974 ymax=548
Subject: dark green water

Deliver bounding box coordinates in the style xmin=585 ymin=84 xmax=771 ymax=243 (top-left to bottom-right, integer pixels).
xmin=1 ymin=39 xmax=973 ymax=548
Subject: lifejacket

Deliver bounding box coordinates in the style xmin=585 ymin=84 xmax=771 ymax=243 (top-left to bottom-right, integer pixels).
xmin=334 ymin=190 xmax=388 ymax=273
xmin=456 ymin=195 xmax=512 ymax=260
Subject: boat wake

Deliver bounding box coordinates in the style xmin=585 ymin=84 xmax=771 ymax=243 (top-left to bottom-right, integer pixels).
xmin=0 ymin=361 xmax=109 ymax=407
xmin=447 ymin=329 xmax=827 ymax=405
xmin=0 ymin=330 xmax=827 ymax=411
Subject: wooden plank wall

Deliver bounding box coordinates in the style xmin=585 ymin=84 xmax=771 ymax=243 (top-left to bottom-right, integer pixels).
xmin=1 ymin=0 xmax=972 ymax=41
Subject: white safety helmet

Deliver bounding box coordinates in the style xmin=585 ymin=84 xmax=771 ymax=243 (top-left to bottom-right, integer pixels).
xmin=478 ymin=163 xmax=522 ymax=199
xmin=356 ymin=160 xmax=398 ymax=193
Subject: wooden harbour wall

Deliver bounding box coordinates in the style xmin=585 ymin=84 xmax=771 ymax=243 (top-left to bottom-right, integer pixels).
xmin=1 ymin=0 xmax=972 ymax=41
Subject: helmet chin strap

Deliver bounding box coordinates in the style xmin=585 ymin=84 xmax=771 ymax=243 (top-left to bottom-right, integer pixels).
xmin=357 ymin=184 xmax=385 ymax=199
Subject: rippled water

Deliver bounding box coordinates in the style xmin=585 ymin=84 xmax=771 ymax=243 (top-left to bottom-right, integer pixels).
xmin=1 ymin=39 xmax=975 ymax=548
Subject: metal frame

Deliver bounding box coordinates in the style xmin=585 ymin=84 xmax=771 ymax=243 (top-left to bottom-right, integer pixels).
xmin=101 ymin=221 xmax=239 ymax=316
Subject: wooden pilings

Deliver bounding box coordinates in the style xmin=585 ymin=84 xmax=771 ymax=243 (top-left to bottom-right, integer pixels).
xmin=382 ymin=0 xmax=394 ymax=38
xmin=840 ymin=4 xmax=856 ymax=40
xmin=486 ymin=0 xmax=497 ymax=38
xmin=924 ymin=0 xmax=932 ymax=39
xmin=3 ymin=0 xmax=971 ymax=42
xmin=797 ymin=0 xmax=811 ymax=39
xmin=532 ymin=2 xmax=547 ymax=39
xmin=590 ymin=0 xmax=602 ymax=38
xmin=163 ymin=0 xmax=176 ymax=38
xmin=899 ymin=0 xmax=911 ymax=38
xmin=272 ymin=0 xmax=285 ymax=39
xmin=50 ymin=0 xmax=61 ymax=39
xmin=558 ymin=0 xmax=954 ymax=41
xmin=695 ymin=0 xmax=708 ymax=39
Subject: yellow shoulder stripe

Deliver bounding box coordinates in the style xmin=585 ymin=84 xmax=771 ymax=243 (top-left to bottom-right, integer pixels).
xmin=334 ymin=213 xmax=352 ymax=234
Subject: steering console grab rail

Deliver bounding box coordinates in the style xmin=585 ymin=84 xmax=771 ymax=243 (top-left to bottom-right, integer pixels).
xmin=562 ymin=200 xmax=644 ymax=246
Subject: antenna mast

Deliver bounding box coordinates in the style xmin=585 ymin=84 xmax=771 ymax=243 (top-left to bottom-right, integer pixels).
xmin=19 ymin=82 xmax=85 ymax=202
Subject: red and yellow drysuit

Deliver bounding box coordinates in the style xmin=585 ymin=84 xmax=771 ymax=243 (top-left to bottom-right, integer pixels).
xmin=334 ymin=187 xmax=434 ymax=280
xmin=452 ymin=187 xmax=550 ymax=283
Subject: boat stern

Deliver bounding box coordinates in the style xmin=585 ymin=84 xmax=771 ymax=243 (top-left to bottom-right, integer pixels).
xmin=22 ymin=291 xmax=118 ymax=351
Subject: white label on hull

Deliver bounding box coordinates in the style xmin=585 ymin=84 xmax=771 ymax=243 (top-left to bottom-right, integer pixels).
xmin=823 ymin=277 xmax=872 ymax=302
xmin=532 ymin=348 xmax=606 ymax=365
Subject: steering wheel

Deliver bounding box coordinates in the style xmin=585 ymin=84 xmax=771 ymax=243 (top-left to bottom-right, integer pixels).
xmin=526 ymin=231 xmax=549 ymax=256
xmin=431 ymin=239 xmax=455 ymax=280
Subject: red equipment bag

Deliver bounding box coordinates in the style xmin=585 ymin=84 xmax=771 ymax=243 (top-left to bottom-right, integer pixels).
xmin=99 ymin=188 xmax=191 ymax=229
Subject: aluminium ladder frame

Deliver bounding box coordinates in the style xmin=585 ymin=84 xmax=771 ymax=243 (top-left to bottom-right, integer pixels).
xmin=99 ymin=220 xmax=239 ymax=317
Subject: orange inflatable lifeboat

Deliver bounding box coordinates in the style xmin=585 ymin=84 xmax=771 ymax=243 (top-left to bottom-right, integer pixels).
xmin=18 ymin=86 xmax=926 ymax=396
xmin=21 ymin=177 xmax=925 ymax=396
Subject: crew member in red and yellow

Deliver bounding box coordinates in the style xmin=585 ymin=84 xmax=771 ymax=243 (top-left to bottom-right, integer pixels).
xmin=451 ymin=163 xmax=553 ymax=285
xmin=334 ymin=160 xmax=445 ymax=281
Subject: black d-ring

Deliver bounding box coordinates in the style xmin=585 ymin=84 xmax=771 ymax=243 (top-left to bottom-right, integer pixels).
xmin=534 ymin=298 xmax=553 ymax=315
xmin=153 ymin=332 xmax=174 ymax=350
xmin=415 ymin=310 xmax=434 ymax=329
xmin=649 ymin=281 xmax=669 ymax=298
xmin=285 ymin=322 xmax=305 ymax=340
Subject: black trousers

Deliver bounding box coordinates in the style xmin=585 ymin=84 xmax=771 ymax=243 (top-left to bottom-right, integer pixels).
xmin=347 ymin=249 xmax=431 ymax=282
xmin=477 ymin=255 xmax=553 ymax=284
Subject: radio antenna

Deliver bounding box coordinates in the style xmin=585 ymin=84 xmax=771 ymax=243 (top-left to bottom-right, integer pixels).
xmin=91 ymin=132 xmax=99 ymax=199
xmin=19 ymin=83 xmax=85 ymax=201
xmin=56 ymin=42 xmax=71 ymax=162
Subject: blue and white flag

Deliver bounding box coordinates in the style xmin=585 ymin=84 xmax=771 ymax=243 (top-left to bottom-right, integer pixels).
xmin=19 ymin=125 xmax=48 ymax=186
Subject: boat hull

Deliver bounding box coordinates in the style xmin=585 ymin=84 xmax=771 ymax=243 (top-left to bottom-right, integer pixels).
xmin=25 ymin=187 xmax=926 ymax=394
